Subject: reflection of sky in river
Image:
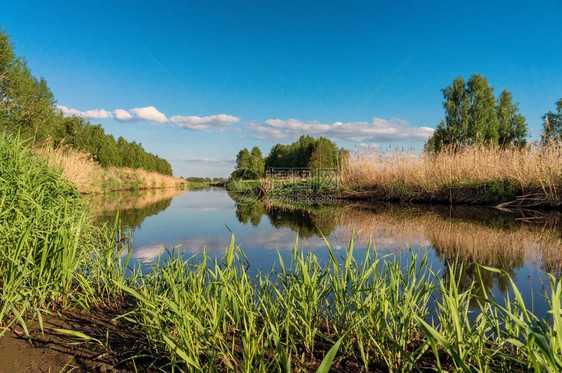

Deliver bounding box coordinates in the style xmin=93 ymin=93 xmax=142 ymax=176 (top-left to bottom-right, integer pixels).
xmin=126 ymin=189 xmax=433 ymax=259
xmin=103 ymin=188 xmax=557 ymax=319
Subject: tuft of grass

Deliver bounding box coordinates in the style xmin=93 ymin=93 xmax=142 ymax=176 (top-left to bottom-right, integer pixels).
xmin=0 ymin=134 xmax=98 ymax=333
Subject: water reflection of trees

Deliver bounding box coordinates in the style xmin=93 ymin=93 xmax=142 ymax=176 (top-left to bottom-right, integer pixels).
xmin=102 ymin=198 xmax=173 ymax=230
xmin=336 ymin=203 xmax=562 ymax=296
xmin=233 ymin=200 xmax=337 ymax=238
xmin=442 ymin=261 xmax=513 ymax=306
xmin=265 ymin=205 xmax=337 ymax=238
xmin=233 ymin=200 xmax=562 ymax=283
xmin=90 ymin=188 xmax=186 ymax=230
xmin=235 ymin=202 xmax=265 ymax=226
xmin=234 ymin=199 xmax=562 ymax=296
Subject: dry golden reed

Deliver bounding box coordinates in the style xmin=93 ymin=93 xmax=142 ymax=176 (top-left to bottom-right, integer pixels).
xmin=34 ymin=145 xmax=103 ymax=194
xmin=101 ymin=167 xmax=187 ymax=192
xmin=34 ymin=146 xmax=186 ymax=194
xmin=341 ymin=143 xmax=562 ymax=204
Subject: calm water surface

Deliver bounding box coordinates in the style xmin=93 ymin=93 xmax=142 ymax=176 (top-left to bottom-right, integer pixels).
xmin=92 ymin=187 xmax=562 ymax=317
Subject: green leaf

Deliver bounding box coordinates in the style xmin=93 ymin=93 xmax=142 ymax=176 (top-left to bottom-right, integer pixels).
xmin=316 ymin=336 xmax=344 ymax=373
xmin=53 ymin=328 xmax=102 ymax=345
xmin=162 ymin=334 xmax=201 ymax=369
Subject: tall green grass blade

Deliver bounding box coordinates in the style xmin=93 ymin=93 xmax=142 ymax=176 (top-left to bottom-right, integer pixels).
xmin=316 ymin=336 xmax=344 ymax=373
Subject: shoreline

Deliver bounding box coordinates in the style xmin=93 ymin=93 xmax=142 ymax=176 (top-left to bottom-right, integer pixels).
xmin=228 ymin=179 xmax=562 ymax=210
xmin=338 ymin=186 xmax=561 ymax=210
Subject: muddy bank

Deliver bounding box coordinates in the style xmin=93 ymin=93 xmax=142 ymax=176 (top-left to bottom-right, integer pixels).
xmin=0 ymin=303 xmax=163 ymax=373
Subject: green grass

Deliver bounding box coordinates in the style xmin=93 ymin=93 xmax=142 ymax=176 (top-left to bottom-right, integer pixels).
xmin=0 ymin=134 xmax=94 ymax=332
xmin=102 ymin=178 xmax=121 ymax=191
xmin=226 ymin=178 xmax=339 ymax=209
xmin=225 ymin=179 xmax=265 ymax=192
xmin=226 ymin=177 xmax=337 ymax=194
xmin=0 ymin=134 xmax=132 ymax=335
xmin=110 ymin=235 xmax=561 ymax=372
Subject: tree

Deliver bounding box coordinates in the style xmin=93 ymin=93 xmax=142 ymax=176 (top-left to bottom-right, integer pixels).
xmin=250 ymin=146 xmax=265 ymax=177
xmin=496 ymin=90 xmax=527 ymax=148
xmin=231 ymin=147 xmax=265 ymax=180
xmin=541 ymin=98 xmax=562 ymax=144
xmin=236 ymin=148 xmax=251 ymax=170
xmin=426 ymin=74 xmax=528 ymax=152
xmin=466 ymin=74 xmax=498 ymax=144
xmin=264 ymin=136 xmax=343 ymax=169
xmin=231 ymin=148 xmax=252 ymax=179
xmin=265 ymin=143 xmax=293 ymax=168
xmin=440 ymin=76 xmax=470 ymax=146
xmin=308 ymin=137 xmax=338 ymax=169
xmin=0 ymin=27 xmax=57 ymax=143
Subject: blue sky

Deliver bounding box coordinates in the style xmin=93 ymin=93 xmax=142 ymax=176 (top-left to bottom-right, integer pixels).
xmin=2 ymin=0 xmax=561 ymax=177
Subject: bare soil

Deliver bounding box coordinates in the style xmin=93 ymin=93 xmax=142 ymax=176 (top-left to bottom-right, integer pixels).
xmin=0 ymin=303 xmax=162 ymax=373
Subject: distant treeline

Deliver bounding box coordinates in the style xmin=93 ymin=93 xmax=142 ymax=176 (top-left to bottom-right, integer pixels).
xmin=183 ymin=177 xmax=226 ymax=183
xmin=0 ymin=28 xmax=173 ymax=176
xmin=53 ymin=117 xmax=173 ymax=175
xmin=232 ymin=135 xmax=348 ymax=179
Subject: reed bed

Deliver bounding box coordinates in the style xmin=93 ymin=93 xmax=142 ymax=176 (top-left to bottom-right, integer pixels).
xmin=341 ymin=143 xmax=562 ymax=206
xmin=34 ymin=145 xmax=186 ymax=194
xmin=34 ymin=144 xmax=103 ymax=194
xmin=101 ymin=167 xmax=187 ymax=193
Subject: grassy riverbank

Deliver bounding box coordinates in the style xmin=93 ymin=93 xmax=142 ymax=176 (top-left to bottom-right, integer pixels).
xmin=226 ymin=143 xmax=562 ymax=209
xmin=342 ymin=143 xmax=562 ymax=208
xmin=36 ymin=144 xmax=187 ymax=194
xmin=226 ymin=178 xmax=338 ymax=207
xmin=2 ymin=133 xmax=562 ymax=372
xmin=0 ymin=134 xmax=155 ymax=370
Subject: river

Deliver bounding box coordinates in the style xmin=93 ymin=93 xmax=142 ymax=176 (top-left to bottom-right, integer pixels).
xmin=90 ymin=186 xmax=562 ymax=318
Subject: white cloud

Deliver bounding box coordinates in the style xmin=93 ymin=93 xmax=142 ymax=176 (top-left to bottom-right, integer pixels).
xmin=113 ymin=109 xmax=133 ymax=122
xmin=57 ymin=105 xmax=113 ymax=119
xmin=181 ymin=157 xmax=221 ymax=163
xmin=244 ymin=117 xmax=434 ymax=143
xmin=129 ymin=106 xmax=168 ymax=124
xmin=57 ymin=105 xmax=83 ymax=117
xmin=82 ymin=108 xmax=113 ymax=119
xmin=58 ymin=105 xmax=240 ymax=131
xmin=358 ymin=143 xmax=379 ymax=149
xmin=170 ymin=114 xmax=240 ymax=131
xmin=57 ymin=104 xmax=432 ymax=144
